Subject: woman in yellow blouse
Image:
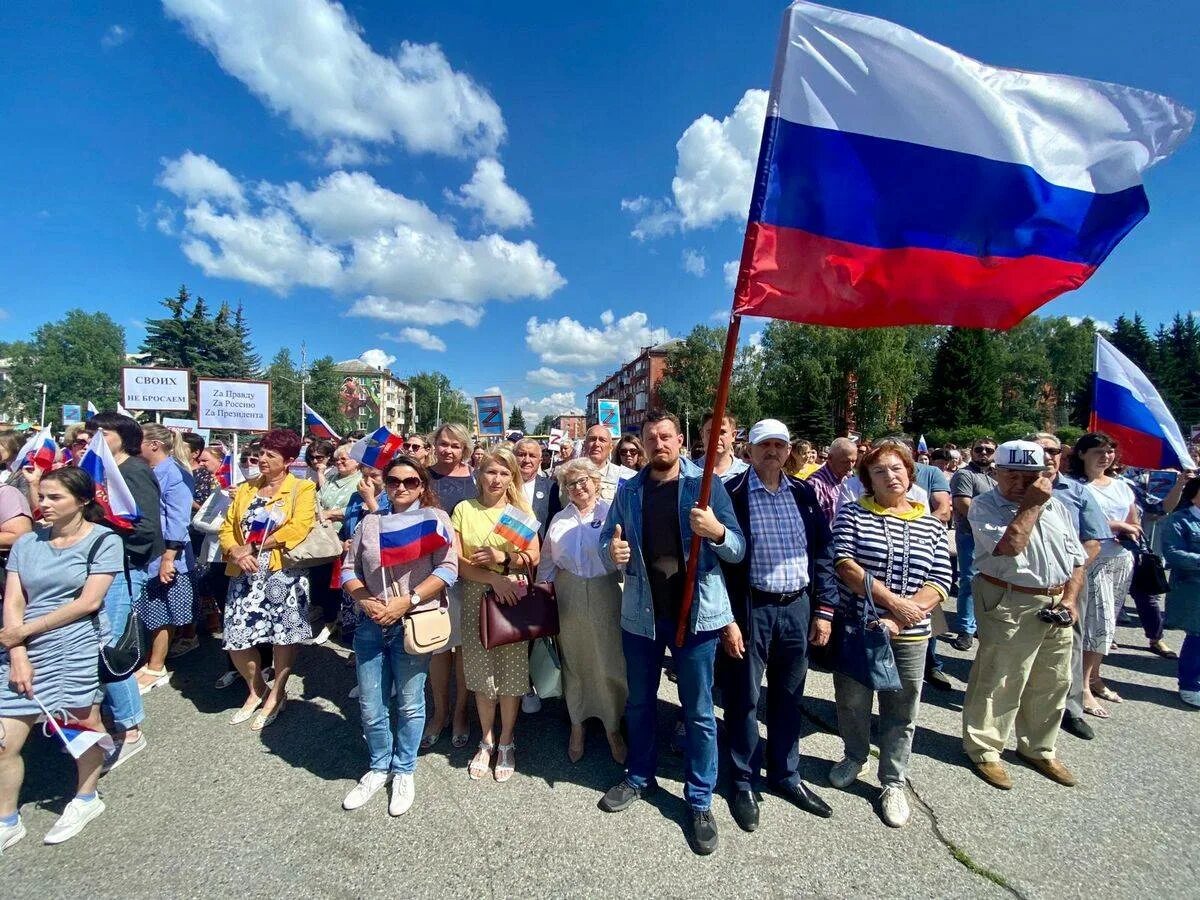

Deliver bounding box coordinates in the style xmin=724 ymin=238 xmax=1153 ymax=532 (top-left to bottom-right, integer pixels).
xmin=218 ymin=429 xmax=317 ymax=731
xmin=452 ymin=446 xmax=541 ymax=783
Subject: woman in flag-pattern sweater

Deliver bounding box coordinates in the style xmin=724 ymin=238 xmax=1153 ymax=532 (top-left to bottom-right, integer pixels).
xmin=340 ymin=455 xmax=458 ymax=817
xmin=452 ymin=445 xmax=541 ymax=784
xmin=826 ymin=441 xmax=952 ymax=829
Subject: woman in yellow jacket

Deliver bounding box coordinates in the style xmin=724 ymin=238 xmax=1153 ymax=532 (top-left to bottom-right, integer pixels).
xmin=218 ymin=429 xmax=317 ymax=730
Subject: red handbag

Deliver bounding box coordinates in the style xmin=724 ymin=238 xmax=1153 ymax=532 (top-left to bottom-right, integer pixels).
xmin=479 ymin=550 xmax=559 ymax=650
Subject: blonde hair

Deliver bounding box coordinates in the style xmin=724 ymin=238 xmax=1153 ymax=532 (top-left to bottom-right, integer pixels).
xmin=141 ymin=422 xmax=192 ymax=469
xmin=432 ymin=422 xmax=472 ymax=461
xmin=474 ymin=445 xmax=530 ymax=512
xmin=555 ymin=458 xmax=601 ymax=493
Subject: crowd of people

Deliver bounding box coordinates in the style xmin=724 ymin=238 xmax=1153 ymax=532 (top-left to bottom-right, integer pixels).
xmin=0 ymin=408 xmax=1197 ymax=856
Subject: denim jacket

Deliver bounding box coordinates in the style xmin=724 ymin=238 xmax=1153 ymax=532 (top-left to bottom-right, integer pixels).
xmin=599 ymin=456 xmax=745 ymax=638
xmin=1163 ymin=508 xmax=1200 ymax=634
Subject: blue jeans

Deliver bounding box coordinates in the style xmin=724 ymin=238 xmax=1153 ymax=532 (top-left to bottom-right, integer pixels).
xmin=353 ymin=620 xmax=430 ymax=775
xmin=622 ymin=620 xmax=719 ymax=811
xmin=955 ymin=530 xmax=977 ymax=635
xmin=100 ymin=565 xmax=147 ymax=731
xmin=1180 ymin=633 xmax=1200 ymax=693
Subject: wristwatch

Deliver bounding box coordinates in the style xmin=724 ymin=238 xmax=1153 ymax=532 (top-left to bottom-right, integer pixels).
xmin=410 ymin=590 xmax=422 ymax=607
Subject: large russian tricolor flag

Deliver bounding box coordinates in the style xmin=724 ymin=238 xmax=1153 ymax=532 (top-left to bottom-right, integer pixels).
xmin=732 ymin=2 xmax=1193 ymax=330
xmin=349 ymin=426 xmax=404 ymax=471
xmin=80 ymin=429 xmax=142 ymax=529
xmin=304 ymin=404 xmax=340 ymax=441
xmin=1089 ymin=335 xmax=1196 ymax=470
xmin=378 ymin=509 xmax=452 ymax=568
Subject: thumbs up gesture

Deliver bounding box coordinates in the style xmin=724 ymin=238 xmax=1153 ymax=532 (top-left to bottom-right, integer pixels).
xmin=609 ymin=523 xmax=631 ymax=566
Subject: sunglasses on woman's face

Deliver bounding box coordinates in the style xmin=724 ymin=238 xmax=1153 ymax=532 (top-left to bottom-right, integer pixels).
xmin=404 ymin=443 xmax=424 ymax=451
xmin=385 ymin=475 xmax=423 ymax=491
xmin=618 ymin=447 xmax=637 ymax=456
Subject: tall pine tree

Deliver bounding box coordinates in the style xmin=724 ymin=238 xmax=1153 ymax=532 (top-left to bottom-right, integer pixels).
xmin=913 ymin=328 xmax=1003 ymax=432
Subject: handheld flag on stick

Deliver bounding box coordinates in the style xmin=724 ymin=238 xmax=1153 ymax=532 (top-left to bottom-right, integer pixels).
xmin=732 ymin=2 xmax=1193 ymax=330
xmin=1089 ymin=335 xmax=1196 ymax=470
xmin=86 ymin=401 xmax=98 ymax=421
xmin=80 ymin=429 xmax=142 ymax=529
xmin=116 ymin=403 xmax=132 ymax=417
xmin=379 ymin=508 xmax=452 ymax=568
xmin=349 ymin=426 xmax=404 ymax=471
xmin=304 ymin=404 xmax=340 ymax=441
xmin=34 ymin=695 xmax=114 ymax=759
xmin=18 ymin=427 xmax=57 ymax=471
xmin=917 ymin=435 xmax=928 ymax=454
xmin=244 ymin=504 xmax=281 ymax=546
xmin=491 ymin=504 xmax=539 ymax=552
xmin=681 ymin=0 xmax=1193 ymax=648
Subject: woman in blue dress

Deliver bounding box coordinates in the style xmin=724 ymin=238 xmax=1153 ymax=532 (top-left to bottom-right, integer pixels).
xmin=0 ymin=467 xmax=124 ymax=850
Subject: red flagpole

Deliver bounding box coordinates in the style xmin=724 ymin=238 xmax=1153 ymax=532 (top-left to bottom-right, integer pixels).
xmin=675 ymin=311 xmax=742 ymax=647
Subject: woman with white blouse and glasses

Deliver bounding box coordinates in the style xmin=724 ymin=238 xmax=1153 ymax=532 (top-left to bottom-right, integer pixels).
xmin=537 ymin=459 xmax=627 ymax=763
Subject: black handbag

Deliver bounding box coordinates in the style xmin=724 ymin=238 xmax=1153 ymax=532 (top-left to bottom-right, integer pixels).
xmin=99 ymin=551 xmax=146 ymax=684
xmin=1131 ymin=540 xmax=1170 ymax=596
xmin=833 ymin=570 xmax=903 ymax=693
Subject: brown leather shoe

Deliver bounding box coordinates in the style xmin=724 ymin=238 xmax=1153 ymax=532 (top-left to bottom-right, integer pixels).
xmin=974 ymin=761 xmax=1012 ymax=790
xmin=1018 ymin=754 xmax=1076 ymax=786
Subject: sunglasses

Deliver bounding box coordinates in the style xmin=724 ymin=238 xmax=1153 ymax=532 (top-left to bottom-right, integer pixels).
xmin=404 ymin=443 xmax=425 ymax=451
xmin=385 ymin=475 xmax=423 ymax=491
xmin=974 ymin=447 xmax=996 ymax=455
xmin=311 ymin=454 xmax=329 ymax=461
xmin=618 ymin=447 xmax=638 ymax=455
xmin=1042 ymin=447 xmax=1063 ymax=457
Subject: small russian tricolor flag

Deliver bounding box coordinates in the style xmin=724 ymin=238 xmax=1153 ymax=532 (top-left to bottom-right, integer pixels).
xmin=349 ymin=426 xmax=404 ymax=471
xmin=80 ymin=429 xmax=141 ymax=529
xmin=245 ymin=505 xmax=280 ymax=545
xmin=492 ymin=504 xmax=540 ymax=551
xmin=35 ymin=695 xmax=114 ymax=759
xmin=378 ymin=509 xmax=452 ymax=568
xmin=20 ymin=427 xmax=57 ymax=471
xmin=304 ymin=403 xmax=340 ymax=441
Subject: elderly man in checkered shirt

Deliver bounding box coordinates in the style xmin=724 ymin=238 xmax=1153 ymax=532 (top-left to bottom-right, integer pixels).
xmin=717 ymin=418 xmax=840 ymax=833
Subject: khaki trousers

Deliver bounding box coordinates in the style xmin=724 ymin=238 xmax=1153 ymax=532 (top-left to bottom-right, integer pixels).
xmin=962 ymin=578 xmax=1073 ymax=764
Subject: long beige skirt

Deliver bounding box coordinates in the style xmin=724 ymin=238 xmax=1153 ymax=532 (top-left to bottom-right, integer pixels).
xmin=554 ymin=569 xmax=627 ymax=731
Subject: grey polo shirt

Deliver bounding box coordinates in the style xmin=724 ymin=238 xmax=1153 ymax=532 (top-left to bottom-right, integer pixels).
xmin=968 ymin=489 xmax=1086 ymax=588
xmin=951 ymin=463 xmax=996 ymax=535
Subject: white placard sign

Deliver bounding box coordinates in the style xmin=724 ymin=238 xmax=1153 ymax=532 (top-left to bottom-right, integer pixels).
xmin=162 ymin=417 xmax=211 ymax=445
xmin=196 ymin=379 xmax=271 ymax=432
xmin=122 ymin=367 xmax=191 ymax=411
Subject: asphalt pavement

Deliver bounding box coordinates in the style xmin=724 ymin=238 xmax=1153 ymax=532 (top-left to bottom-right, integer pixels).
xmin=6 ymin=606 xmax=1198 ymax=899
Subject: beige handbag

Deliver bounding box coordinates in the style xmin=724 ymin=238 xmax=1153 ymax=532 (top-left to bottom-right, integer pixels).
xmin=279 ymin=487 xmax=344 ymax=569
xmin=384 ymin=577 xmax=451 ymax=655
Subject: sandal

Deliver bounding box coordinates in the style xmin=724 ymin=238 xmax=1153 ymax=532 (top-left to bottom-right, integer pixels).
xmin=420 ymin=725 xmax=445 ymax=750
xmin=494 ymin=743 xmax=515 ymax=783
xmin=1083 ymin=703 xmax=1110 ymax=719
xmin=136 ymin=667 xmax=171 ymax=696
xmin=468 ymin=742 xmax=494 ymax=780
xmin=1091 ymin=683 xmax=1123 ymax=703
xmin=1149 ymin=640 xmax=1179 ymax=659
xmin=452 ymin=731 xmax=470 ymax=749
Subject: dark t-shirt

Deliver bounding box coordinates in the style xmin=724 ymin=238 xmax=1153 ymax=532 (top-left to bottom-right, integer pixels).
xmin=642 ymin=476 xmax=684 ymax=621
xmin=429 ymin=470 xmax=478 ymax=515
xmin=119 ymin=456 xmax=163 ymax=568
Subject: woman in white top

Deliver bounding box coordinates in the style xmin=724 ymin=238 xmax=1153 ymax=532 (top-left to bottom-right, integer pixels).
xmin=1069 ymin=432 xmax=1139 ymax=718
xmin=537 ymin=459 xmax=627 ymax=764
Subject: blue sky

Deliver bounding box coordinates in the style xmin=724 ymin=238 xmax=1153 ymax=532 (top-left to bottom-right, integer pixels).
xmin=0 ymin=1 xmax=1196 ymax=422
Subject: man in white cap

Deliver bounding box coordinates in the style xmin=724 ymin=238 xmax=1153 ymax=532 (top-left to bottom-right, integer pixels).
xmin=962 ymin=440 xmax=1087 ymax=790
xmin=717 ymin=419 xmax=837 ymax=830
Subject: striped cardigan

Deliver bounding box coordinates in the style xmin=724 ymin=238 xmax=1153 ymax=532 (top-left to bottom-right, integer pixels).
xmin=828 ymin=497 xmax=952 ymax=641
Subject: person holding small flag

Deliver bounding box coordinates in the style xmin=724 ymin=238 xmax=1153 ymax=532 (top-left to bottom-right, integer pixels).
xmin=0 ymin=467 xmax=124 ymax=849
xmin=340 ymin=455 xmax=458 ymax=815
xmin=451 ymin=445 xmax=541 ymax=783
xmin=219 ymin=429 xmax=317 ymax=731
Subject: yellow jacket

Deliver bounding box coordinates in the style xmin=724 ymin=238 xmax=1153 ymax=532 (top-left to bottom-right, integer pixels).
xmin=219 ymin=474 xmax=317 ymax=575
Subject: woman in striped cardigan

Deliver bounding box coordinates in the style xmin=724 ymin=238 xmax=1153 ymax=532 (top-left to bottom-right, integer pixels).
xmin=825 ymin=441 xmax=952 ymax=829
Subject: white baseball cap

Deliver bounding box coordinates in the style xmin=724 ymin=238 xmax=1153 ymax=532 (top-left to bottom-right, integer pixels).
xmin=995 ymin=440 xmax=1046 ymax=471
xmin=749 ymin=418 xmax=790 ymax=445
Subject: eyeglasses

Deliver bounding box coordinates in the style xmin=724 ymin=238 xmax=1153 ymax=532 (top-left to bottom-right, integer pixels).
xmin=385 ymin=475 xmax=423 ymax=491
xmin=565 ymin=477 xmax=592 ymax=491
xmin=974 ymin=447 xmax=996 ymax=455
xmin=1042 ymin=447 xmax=1063 ymax=457
xmin=404 ymin=443 xmax=425 ymax=451
xmin=311 ymin=454 xmax=329 ymax=461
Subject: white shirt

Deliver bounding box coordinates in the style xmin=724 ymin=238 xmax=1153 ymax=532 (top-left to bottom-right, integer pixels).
xmin=833 ymin=474 xmax=928 ymax=516
xmin=522 ymin=477 xmax=536 ymax=505
xmin=537 ymin=499 xmax=612 ymax=581
xmin=1084 ymin=478 xmax=1136 ymax=559
xmin=969 ymin=490 xmax=1087 ymax=587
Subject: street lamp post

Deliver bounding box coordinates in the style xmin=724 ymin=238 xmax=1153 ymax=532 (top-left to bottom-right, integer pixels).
xmin=34 ymin=382 xmax=47 ymax=427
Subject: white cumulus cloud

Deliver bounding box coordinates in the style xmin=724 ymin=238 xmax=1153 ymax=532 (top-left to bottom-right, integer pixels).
xmin=513 ymin=391 xmax=583 ymax=420
xmin=354 ymin=348 xmax=396 ymax=370
xmin=1066 ymin=316 xmax=1113 ymax=332
xmin=623 ymin=88 xmax=767 ymax=239
xmin=526 ymin=366 xmax=584 ymax=389
xmin=101 ymin=25 xmax=130 ymax=49
xmin=525 ymin=310 xmax=670 ymax=368
xmin=387 ymin=327 xmax=447 ymax=352
xmin=449 ymin=158 xmax=532 ymax=229
xmin=682 ymin=249 xmax=707 ymax=277
xmin=163 ymin=0 xmax=505 ymax=159
xmin=157 ymin=153 xmax=564 ymax=323
xmin=723 ymin=259 xmax=739 ymax=289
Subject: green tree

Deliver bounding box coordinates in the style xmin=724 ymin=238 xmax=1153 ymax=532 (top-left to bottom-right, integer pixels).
xmin=1109 ymin=313 xmax=1156 ymax=374
xmin=913 ymin=328 xmax=1003 ymax=432
xmin=507 ymin=405 xmax=527 ymax=432
xmin=139 ymin=285 xmax=195 ymax=369
xmin=532 ymin=414 xmax=555 ymax=436
xmin=304 ymin=355 xmax=353 ymax=437
xmin=407 ymin=371 xmax=472 ymax=430
xmin=2 ymin=310 xmax=125 ymax=425
xmin=262 ymin=349 xmax=301 ymax=430
xmin=230 ymin=301 xmax=261 ymax=376
xmin=1158 ymin=313 xmax=1200 ymax=428
xmin=657 ymin=325 xmax=762 ymax=436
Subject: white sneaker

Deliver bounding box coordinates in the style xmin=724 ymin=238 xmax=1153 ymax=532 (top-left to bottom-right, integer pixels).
xmin=829 ymin=758 xmax=863 ymax=789
xmin=101 ymin=733 xmax=147 ymax=775
xmin=0 ymin=817 xmax=26 ymax=854
xmin=214 ymin=670 xmax=240 ymax=690
xmin=521 ymin=692 xmax=541 ymax=714
xmin=343 ymin=771 xmax=389 ymax=811
xmin=43 ymin=796 xmax=105 ymax=844
xmin=389 ymin=773 xmax=415 ymax=816
xmin=1181 ymin=689 xmax=1200 ymax=709
xmin=880 ymin=784 xmax=911 ymax=828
